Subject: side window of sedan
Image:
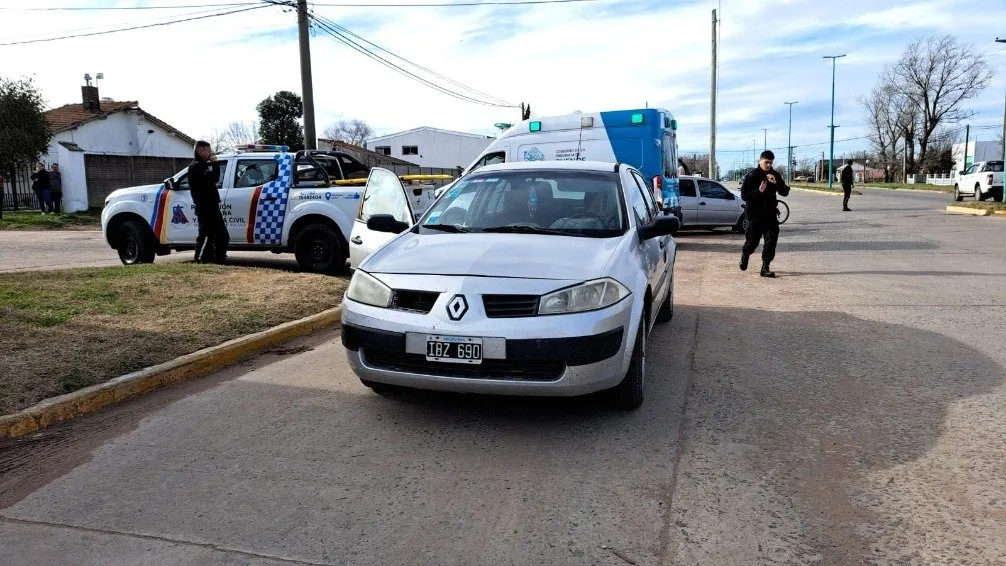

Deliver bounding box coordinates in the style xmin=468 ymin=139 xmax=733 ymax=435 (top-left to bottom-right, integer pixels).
xmin=678 ymin=179 xmax=697 ymax=198
xmin=698 ymin=180 xmax=730 ymax=199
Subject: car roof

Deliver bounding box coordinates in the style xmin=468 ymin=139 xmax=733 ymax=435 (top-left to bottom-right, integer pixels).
xmin=474 ymin=160 xmax=623 ymax=174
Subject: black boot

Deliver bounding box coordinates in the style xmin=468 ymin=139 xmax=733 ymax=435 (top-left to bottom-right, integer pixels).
xmin=760 ymin=262 xmax=776 ymax=278
xmin=740 ymin=252 xmax=750 ymax=271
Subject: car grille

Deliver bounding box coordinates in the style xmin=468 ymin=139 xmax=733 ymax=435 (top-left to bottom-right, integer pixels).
xmin=482 ymin=294 xmax=539 ymax=318
xmin=391 ymin=290 xmax=440 ymax=314
xmin=363 ymin=350 xmax=564 ymax=381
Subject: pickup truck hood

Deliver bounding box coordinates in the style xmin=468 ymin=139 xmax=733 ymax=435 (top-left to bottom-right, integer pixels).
xmin=363 ymin=232 xmax=620 ymax=280
xmin=108 ymin=183 xmax=163 ymax=200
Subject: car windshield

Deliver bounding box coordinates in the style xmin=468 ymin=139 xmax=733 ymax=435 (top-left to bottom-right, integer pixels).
xmin=418 ymin=169 xmax=626 ymax=238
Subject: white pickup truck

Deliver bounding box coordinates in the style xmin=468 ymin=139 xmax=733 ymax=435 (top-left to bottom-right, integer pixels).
xmin=954 ymin=160 xmax=1004 ymax=202
xmin=101 ymin=145 xmax=374 ymax=273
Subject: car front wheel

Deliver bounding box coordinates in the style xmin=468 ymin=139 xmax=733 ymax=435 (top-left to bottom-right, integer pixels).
xmin=117 ymin=220 xmax=155 ymax=265
xmin=294 ymin=224 xmax=346 ymax=274
xmin=607 ymin=319 xmax=646 ymax=410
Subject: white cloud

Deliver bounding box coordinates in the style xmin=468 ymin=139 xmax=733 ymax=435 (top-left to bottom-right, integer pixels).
xmin=1 ymin=0 xmax=1004 ymax=170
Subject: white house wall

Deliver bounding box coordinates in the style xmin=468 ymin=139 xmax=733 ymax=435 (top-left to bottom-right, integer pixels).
xmin=44 ymin=111 xmax=193 ymax=165
xmin=56 ymin=147 xmax=88 ymax=213
xmin=369 ymin=130 xmax=493 ymax=169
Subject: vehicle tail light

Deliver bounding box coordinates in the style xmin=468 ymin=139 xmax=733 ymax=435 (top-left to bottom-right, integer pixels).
xmin=989 ymin=173 xmax=994 ymax=186
xmin=652 ymin=175 xmax=663 ymax=208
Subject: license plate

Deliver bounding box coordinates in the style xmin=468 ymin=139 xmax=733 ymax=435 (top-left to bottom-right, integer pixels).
xmin=426 ymin=335 xmax=483 ymax=364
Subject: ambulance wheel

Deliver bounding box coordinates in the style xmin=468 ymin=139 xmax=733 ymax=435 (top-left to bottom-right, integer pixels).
xmin=117 ymin=220 xmax=155 ymax=265
xmin=294 ymin=224 xmax=346 ymax=274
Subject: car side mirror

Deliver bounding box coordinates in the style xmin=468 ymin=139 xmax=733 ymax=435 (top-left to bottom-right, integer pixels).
xmin=367 ymin=214 xmax=410 ymax=234
xmin=639 ymin=215 xmax=679 ymax=239
xmin=164 ymin=178 xmax=175 ymax=190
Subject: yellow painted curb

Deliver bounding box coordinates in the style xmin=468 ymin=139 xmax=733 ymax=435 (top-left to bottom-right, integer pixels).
xmin=993 ymin=210 xmax=1006 ymax=216
xmin=0 ymin=306 xmax=343 ymax=440
xmin=790 ymin=187 xmax=842 ymax=196
xmin=945 ymin=206 xmax=992 ymax=216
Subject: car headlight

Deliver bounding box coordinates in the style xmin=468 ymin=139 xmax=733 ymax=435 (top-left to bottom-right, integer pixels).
xmin=539 ymin=278 xmax=630 ymax=315
xmin=345 ymin=270 xmax=393 ymax=308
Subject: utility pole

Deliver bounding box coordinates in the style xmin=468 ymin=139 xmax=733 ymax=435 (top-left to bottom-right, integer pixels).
xmin=710 ymin=9 xmax=718 ymax=182
xmin=823 ymin=54 xmax=846 ymax=189
xmin=297 ymin=0 xmax=317 ymax=150
xmin=963 ymin=124 xmax=970 ymax=173
xmin=998 ymin=38 xmax=1006 ymax=201
xmin=762 ymin=128 xmax=768 ymax=152
xmin=752 ymin=140 xmax=757 ymax=166
xmin=784 ymin=101 xmax=798 ymax=183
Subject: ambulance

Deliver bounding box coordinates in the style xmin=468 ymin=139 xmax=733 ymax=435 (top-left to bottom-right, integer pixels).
xmin=456 ymin=108 xmax=682 ymax=218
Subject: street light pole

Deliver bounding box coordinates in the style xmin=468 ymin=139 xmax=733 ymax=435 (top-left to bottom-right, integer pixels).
xmin=762 ymin=128 xmax=768 ymax=151
xmin=784 ymin=101 xmax=798 ymax=183
xmin=824 ymin=54 xmax=846 ymax=190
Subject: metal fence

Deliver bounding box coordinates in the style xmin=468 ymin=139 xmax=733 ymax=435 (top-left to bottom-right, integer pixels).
xmin=0 ymin=165 xmax=42 ymax=212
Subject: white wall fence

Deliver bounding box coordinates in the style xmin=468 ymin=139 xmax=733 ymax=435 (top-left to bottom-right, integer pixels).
xmin=906 ymin=174 xmax=955 ymax=186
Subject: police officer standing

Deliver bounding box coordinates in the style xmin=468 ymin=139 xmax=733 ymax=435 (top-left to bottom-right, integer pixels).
xmin=740 ymin=150 xmax=790 ymax=278
xmin=188 ymin=141 xmax=229 ymax=264
xmin=841 ymin=159 xmax=854 ymax=211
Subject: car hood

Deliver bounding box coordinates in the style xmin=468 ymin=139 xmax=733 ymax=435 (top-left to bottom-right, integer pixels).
xmin=362 ymin=232 xmax=622 ymax=280
xmin=108 ymin=183 xmax=163 ymax=200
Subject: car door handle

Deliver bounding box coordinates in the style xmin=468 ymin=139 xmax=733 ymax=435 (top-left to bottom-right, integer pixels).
xmin=351 ymin=235 xmax=363 ymax=245
xmin=262 ymin=196 xmax=278 ymax=202
xmin=699 ymin=201 xmax=706 ymax=205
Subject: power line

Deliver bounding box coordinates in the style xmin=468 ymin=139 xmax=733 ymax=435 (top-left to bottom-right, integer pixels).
xmin=309 ymin=14 xmax=516 ymax=108
xmin=0 ymin=5 xmax=270 ymax=46
xmin=312 ymin=13 xmax=513 ymax=106
xmin=310 ymin=0 xmax=603 ymax=6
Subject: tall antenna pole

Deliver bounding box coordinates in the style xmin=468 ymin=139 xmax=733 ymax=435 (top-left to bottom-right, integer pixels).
xmin=710 ymin=9 xmax=718 ymax=181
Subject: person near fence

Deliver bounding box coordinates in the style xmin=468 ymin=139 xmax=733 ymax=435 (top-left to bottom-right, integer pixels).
xmin=188 ymin=141 xmax=229 ymax=264
xmin=30 ymin=163 xmax=53 ymax=214
xmin=841 ymin=160 xmax=854 ymax=211
xmin=49 ymin=164 xmax=63 ymax=214
xmin=740 ymin=150 xmax=790 ymax=278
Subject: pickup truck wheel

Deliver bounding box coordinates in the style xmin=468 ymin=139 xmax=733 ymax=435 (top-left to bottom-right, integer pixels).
xmin=606 ymin=319 xmax=646 ymax=410
xmin=117 ymin=220 xmax=155 ymax=265
xmin=975 ymin=184 xmax=986 ymax=201
xmin=953 ymin=184 xmax=963 ymax=201
xmin=294 ymin=224 xmax=346 ymax=274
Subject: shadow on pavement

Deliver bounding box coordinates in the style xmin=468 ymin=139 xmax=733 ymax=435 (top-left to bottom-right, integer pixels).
xmin=0 ymin=305 xmax=1002 ymax=565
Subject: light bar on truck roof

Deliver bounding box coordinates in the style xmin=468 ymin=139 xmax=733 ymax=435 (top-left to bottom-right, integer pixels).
xmin=236 ymin=144 xmax=289 ymax=152
xmin=631 ymin=113 xmax=644 ymax=124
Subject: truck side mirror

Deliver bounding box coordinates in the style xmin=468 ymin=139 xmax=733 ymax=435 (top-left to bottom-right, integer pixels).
xmin=164 ymin=178 xmax=175 ymax=190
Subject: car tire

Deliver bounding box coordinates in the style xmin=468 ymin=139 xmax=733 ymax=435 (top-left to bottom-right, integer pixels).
xmin=294 ymin=224 xmax=346 ymax=274
xmin=656 ymin=282 xmax=674 ymax=324
xmin=976 ymin=184 xmax=986 ymax=201
xmin=117 ymin=220 xmax=155 ymax=265
xmin=954 ymin=184 xmax=963 ymax=201
xmin=607 ymin=319 xmax=646 ymax=410
xmin=360 ymin=379 xmax=398 ymax=396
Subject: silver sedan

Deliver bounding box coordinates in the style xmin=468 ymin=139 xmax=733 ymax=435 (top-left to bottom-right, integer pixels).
xmin=340 ymin=160 xmax=679 ymax=409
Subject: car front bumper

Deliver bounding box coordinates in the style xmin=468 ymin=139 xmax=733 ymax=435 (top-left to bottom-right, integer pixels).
xmin=340 ymin=288 xmax=637 ymax=397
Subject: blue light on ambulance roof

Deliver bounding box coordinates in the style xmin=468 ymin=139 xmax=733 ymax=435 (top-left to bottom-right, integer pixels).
xmin=631 ymin=113 xmax=644 ymax=124
xmin=529 ymin=121 xmax=541 ymax=132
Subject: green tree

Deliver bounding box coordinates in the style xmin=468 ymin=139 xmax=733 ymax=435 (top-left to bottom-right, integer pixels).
xmin=256 ymin=91 xmax=304 ymax=151
xmin=0 ymin=76 xmax=52 ymax=187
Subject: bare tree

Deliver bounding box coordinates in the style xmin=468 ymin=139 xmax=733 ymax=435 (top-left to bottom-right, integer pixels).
xmin=890 ymin=34 xmax=995 ymax=174
xmin=208 ymin=121 xmax=259 ymax=152
xmin=323 ymin=119 xmax=374 ymax=147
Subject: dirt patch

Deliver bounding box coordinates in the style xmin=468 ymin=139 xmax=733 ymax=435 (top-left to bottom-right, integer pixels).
xmin=0 ymin=264 xmax=346 ymax=413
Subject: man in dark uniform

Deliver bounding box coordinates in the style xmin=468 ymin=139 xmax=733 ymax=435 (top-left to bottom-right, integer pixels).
xmin=841 ymin=159 xmax=854 ymax=211
xmin=188 ymin=140 xmax=228 ymax=264
xmin=740 ymin=150 xmax=790 ymax=278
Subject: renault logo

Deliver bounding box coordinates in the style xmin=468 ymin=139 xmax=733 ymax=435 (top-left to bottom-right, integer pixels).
xmin=446 ymin=294 xmax=468 ymax=321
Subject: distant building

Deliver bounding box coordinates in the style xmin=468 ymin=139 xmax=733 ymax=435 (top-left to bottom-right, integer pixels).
xmin=952 ymin=140 xmax=1002 ymax=172
xmin=40 ymin=85 xmax=195 ymax=212
xmin=317 ymin=138 xmax=416 ymax=168
xmin=365 ymin=127 xmax=494 ymax=169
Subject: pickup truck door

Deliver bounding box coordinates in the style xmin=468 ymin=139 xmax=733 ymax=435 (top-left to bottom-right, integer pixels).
xmin=349 ymin=168 xmax=413 ymax=269
xmin=165 ymin=160 xmax=228 ymax=245
xmin=224 ymin=157 xmax=280 ymax=244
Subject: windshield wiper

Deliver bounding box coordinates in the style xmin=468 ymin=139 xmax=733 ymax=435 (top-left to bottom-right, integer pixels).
xmin=480 ymin=225 xmax=568 ymax=236
xmin=422 ymin=223 xmax=470 ymax=233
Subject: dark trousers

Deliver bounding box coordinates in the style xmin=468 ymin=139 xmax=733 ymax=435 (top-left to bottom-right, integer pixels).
xmin=842 ymin=184 xmax=852 ymax=209
xmin=194 ymin=203 xmax=229 ymax=264
xmin=35 ymin=188 xmax=54 ymax=212
xmin=742 ymin=217 xmax=780 ymax=265
xmin=51 ymin=190 xmax=62 ymax=213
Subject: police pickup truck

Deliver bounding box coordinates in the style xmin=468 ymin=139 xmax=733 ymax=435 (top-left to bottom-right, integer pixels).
xmin=101 ymin=144 xmax=378 ymax=273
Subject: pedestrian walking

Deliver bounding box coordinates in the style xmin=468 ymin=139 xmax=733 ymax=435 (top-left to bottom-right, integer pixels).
xmin=739 ymin=150 xmax=790 ymax=278
xmin=841 ymin=160 xmax=854 ymax=211
xmin=188 ymin=141 xmax=229 ymax=264
xmin=30 ymin=162 xmax=53 ymax=214
xmin=49 ymin=164 xmax=63 ymax=214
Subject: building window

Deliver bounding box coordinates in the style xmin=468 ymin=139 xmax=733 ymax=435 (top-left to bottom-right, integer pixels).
xmin=375 ymin=146 xmax=391 ymax=156
xmin=402 ymin=145 xmax=419 ymax=156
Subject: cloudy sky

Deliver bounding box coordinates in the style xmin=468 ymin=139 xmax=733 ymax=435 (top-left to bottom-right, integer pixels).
xmin=2 ymin=0 xmax=1005 ymax=173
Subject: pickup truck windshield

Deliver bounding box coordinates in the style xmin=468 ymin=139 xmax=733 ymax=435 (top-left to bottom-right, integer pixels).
xmin=419 ymin=170 xmax=626 ymax=238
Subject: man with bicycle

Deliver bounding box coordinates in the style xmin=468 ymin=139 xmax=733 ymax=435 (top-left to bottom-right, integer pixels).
xmin=740 ymin=150 xmax=790 ymax=278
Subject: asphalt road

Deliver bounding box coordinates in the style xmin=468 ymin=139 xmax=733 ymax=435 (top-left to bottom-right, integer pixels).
xmin=1 ymin=187 xmax=1004 ymax=565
